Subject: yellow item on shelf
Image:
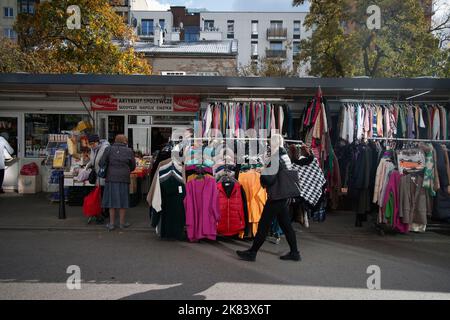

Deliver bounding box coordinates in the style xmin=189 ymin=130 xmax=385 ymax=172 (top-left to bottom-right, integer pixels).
xmin=73 ymin=120 xmax=92 ymax=133
xmin=53 ymin=149 xmax=66 ymax=169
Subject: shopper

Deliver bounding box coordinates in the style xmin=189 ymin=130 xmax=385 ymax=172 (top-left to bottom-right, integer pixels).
xmin=0 ymin=133 xmax=14 ymax=194
xmin=99 ymin=134 xmax=136 ymax=231
xmin=86 ymin=134 xmax=110 ymax=223
xmin=236 ymin=134 xmax=313 ymax=262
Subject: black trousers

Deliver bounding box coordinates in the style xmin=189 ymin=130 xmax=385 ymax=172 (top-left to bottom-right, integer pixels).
xmin=0 ymin=169 xmax=4 ymax=190
xmin=250 ymin=199 xmax=299 ymax=254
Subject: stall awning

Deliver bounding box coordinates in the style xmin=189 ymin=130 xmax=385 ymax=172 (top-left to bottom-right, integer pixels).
xmin=0 ymin=74 xmax=449 ymax=102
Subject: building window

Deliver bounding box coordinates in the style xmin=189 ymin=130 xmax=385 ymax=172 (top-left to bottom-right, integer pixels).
xmin=270 ymin=41 xmax=283 ymax=51
xmin=204 ymin=20 xmax=215 ymax=31
xmin=251 ymin=41 xmax=258 ymax=57
xmin=159 ymin=19 xmax=165 ymax=31
xmin=251 ymin=20 xmax=258 ymax=38
xmin=18 ymin=0 xmax=35 ymax=14
xmin=270 ymin=21 xmax=283 ymax=29
xmin=293 ymin=41 xmax=301 ymax=56
xmin=3 ymin=28 xmax=16 ymax=39
xmin=227 ymin=20 xmax=234 ymax=39
xmin=4 ymin=7 xmax=14 ymax=18
xmin=25 ymin=114 xmax=90 ymax=158
xmin=185 ymin=26 xmax=200 ymax=42
xmin=294 ymin=20 xmax=301 ymax=39
xmin=161 ymin=71 xmax=187 ymax=76
xmin=141 ymin=19 xmax=154 ymax=36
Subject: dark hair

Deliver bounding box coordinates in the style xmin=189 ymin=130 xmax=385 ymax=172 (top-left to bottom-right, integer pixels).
xmin=87 ymin=134 xmax=100 ymax=143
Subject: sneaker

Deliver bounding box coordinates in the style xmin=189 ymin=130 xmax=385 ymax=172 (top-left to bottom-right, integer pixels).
xmin=106 ymin=223 xmax=115 ymax=231
xmin=280 ymin=252 xmax=301 ymax=261
xmin=236 ymin=250 xmax=256 ymax=262
xmin=119 ymin=222 xmax=131 ymax=229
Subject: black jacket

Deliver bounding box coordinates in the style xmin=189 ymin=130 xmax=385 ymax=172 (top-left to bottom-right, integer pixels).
xmin=100 ymin=143 xmax=136 ymax=184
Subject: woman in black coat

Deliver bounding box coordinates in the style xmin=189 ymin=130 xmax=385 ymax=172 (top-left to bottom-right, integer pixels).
xmin=236 ymin=135 xmax=313 ymax=262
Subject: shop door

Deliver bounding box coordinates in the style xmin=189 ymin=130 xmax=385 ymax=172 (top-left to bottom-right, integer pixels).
xmin=0 ymin=113 xmax=21 ymax=190
xmin=107 ymin=115 xmax=125 ymax=144
xmin=150 ymin=127 xmax=173 ymax=154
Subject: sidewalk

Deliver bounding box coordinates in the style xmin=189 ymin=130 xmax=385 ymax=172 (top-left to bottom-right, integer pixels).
xmin=0 ymin=192 xmax=151 ymax=232
xmin=0 ymin=192 xmax=449 ymax=243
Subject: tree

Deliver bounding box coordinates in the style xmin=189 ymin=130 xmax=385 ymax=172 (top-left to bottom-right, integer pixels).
xmin=11 ymin=0 xmax=151 ymax=74
xmin=293 ymin=0 xmax=450 ymax=77
xmin=431 ymin=0 xmax=450 ymax=49
xmin=238 ymin=42 xmax=302 ymax=76
xmin=0 ymin=37 xmax=53 ymax=73
xmin=239 ymin=57 xmax=298 ymax=77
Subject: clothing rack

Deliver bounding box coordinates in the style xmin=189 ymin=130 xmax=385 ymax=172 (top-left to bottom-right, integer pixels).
xmin=187 ymin=137 xmax=305 ymax=144
xmin=337 ymin=99 xmax=450 ymax=104
xmin=367 ymin=137 xmax=450 ymax=143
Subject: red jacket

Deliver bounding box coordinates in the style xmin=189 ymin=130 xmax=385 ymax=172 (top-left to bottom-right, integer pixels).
xmin=217 ymin=181 xmax=246 ymax=236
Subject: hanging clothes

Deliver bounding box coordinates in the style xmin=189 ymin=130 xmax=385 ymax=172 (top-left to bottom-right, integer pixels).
xmin=238 ymin=169 xmax=267 ymax=237
xmin=184 ymin=176 xmax=221 ymax=242
xmin=216 ymin=180 xmax=247 ymax=236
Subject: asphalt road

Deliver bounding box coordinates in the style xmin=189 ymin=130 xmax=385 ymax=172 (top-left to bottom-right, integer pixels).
xmin=0 ymin=229 xmax=449 ymax=300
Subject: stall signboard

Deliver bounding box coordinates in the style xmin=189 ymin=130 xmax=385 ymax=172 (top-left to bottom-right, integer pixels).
xmin=91 ymin=95 xmax=200 ymax=112
xmin=90 ymin=96 xmax=118 ymax=111
xmin=173 ymin=96 xmax=200 ymax=112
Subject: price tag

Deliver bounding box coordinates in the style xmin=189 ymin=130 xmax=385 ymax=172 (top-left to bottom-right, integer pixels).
xmin=178 ymin=186 xmax=183 ymax=194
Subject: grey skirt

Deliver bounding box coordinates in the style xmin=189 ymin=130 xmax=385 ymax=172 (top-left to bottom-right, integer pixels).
xmin=102 ymin=182 xmax=129 ymax=209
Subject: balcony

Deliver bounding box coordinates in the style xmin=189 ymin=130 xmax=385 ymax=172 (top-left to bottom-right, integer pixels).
xmin=266 ymin=27 xmax=287 ymax=40
xmin=137 ymin=26 xmax=154 ymax=39
xmin=199 ymin=27 xmax=222 ymax=41
xmin=265 ymin=49 xmax=287 ymax=59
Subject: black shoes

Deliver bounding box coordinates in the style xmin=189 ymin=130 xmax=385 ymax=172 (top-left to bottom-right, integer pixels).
xmin=236 ymin=250 xmax=256 ymax=262
xmin=237 ymin=250 xmax=302 ymax=262
xmin=280 ymin=252 xmax=301 ymax=261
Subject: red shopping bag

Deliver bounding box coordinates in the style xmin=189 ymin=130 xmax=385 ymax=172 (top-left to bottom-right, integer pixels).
xmin=20 ymin=162 xmax=39 ymax=176
xmin=83 ymin=186 xmax=102 ymax=217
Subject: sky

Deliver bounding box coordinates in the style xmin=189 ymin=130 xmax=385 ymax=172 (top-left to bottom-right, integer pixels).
xmin=131 ymin=0 xmax=310 ymax=12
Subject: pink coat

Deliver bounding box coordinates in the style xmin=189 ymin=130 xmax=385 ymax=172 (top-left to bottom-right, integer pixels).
xmin=382 ymin=171 xmax=409 ymax=233
xmin=184 ymin=177 xmax=221 ymax=242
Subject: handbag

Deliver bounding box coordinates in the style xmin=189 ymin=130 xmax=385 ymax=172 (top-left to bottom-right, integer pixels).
xmin=88 ymin=169 xmax=97 ymax=185
xmin=82 ymin=186 xmax=102 ymax=217
xmin=263 ymin=167 xmax=302 ymax=201
xmin=97 ymin=148 xmax=109 ymax=179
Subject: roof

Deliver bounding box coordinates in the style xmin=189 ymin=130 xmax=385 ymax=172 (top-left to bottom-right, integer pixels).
xmin=0 ymin=74 xmax=449 ymax=101
xmin=133 ymin=40 xmax=238 ymax=56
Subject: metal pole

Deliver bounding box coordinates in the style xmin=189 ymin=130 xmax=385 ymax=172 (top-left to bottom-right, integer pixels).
xmin=58 ymin=170 xmax=66 ymax=219
xmin=367 ymin=137 xmax=450 ymax=143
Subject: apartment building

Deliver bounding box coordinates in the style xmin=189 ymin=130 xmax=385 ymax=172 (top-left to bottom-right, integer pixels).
xmin=199 ymin=11 xmax=310 ymax=73
xmin=110 ymin=0 xmax=131 ymax=25
xmin=1 ymin=0 xmax=18 ymax=40
xmin=1 ymin=0 xmax=43 ymax=41
xmin=130 ymin=6 xmax=311 ymax=75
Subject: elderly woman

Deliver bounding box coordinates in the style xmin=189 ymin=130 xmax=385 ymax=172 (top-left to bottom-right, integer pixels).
xmin=99 ymin=134 xmax=136 ymax=231
xmin=86 ymin=134 xmax=110 ymax=223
